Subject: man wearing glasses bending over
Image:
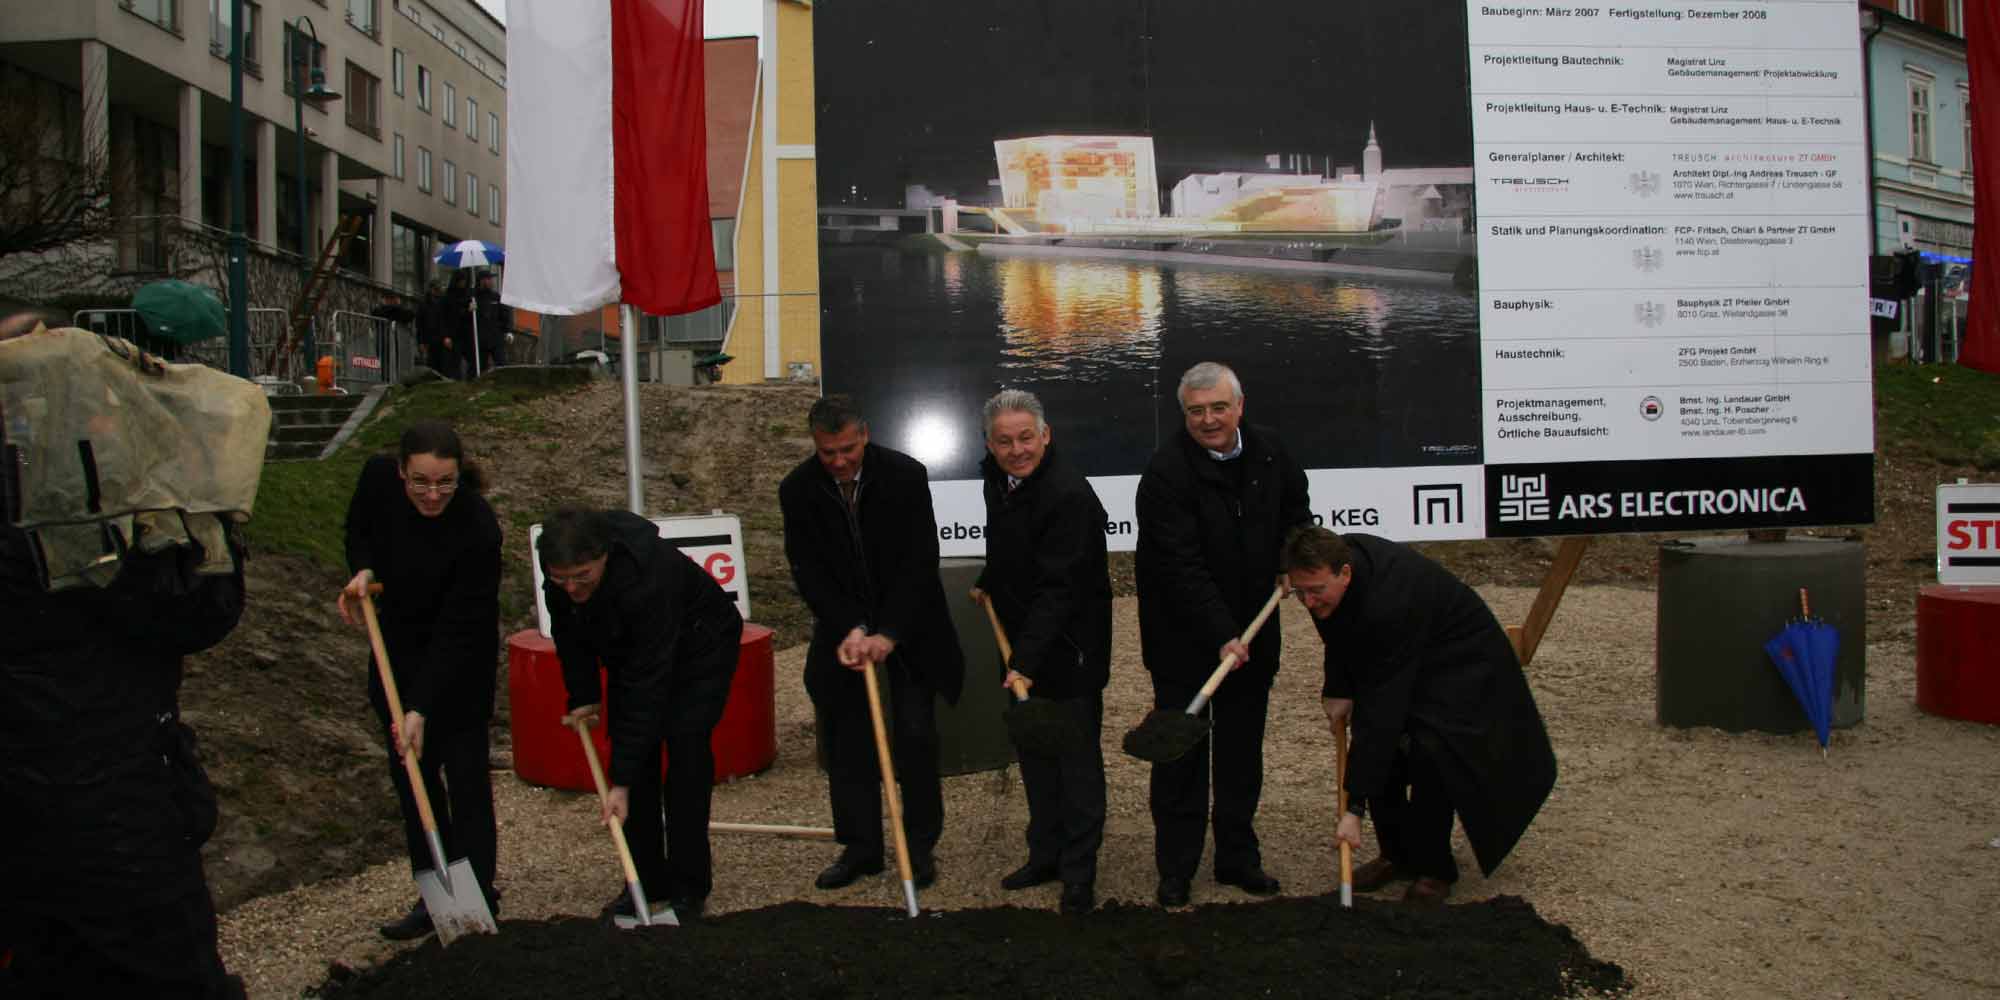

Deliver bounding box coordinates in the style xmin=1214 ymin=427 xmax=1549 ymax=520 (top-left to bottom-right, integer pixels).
xmin=537 ymin=508 xmax=743 ymax=926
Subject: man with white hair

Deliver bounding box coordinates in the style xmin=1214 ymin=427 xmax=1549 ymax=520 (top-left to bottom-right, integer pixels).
xmin=1135 ymin=361 xmax=1311 ymax=907
xmin=971 ymin=389 xmax=1111 ymax=915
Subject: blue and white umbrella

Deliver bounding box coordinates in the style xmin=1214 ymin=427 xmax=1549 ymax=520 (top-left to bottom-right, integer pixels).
xmin=433 ymin=239 xmax=505 ymax=269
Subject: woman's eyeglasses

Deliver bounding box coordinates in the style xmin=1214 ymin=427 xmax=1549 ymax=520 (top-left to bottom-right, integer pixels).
xmin=406 ymin=477 xmax=459 ymax=496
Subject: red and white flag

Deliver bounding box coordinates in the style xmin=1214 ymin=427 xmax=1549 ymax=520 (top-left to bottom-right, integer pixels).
xmin=503 ymin=0 xmax=721 ymax=317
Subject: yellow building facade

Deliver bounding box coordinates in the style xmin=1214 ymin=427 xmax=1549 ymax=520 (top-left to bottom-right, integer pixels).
xmin=720 ymin=0 xmax=821 ymax=384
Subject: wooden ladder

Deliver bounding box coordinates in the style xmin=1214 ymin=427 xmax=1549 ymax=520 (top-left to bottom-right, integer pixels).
xmin=274 ymin=214 xmax=364 ymax=370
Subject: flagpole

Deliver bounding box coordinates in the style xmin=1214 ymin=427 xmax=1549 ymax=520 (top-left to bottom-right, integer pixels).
xmin=620 ymin=303 xmax=644 ymax=515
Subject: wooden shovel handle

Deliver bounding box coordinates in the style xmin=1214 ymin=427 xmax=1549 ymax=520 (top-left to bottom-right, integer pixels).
xmin=359 ymin=591 xmax=442 ymax=839
xmin=1194 ymin=580 xmax=1289 ymax=703
xmin=573 ymin=719 xmax=644 ymax=891
xmin=862 ymin=661 xmax=917 ymax=889
xmin=1335 ymin=716 xmax=1352 ymax=888
xmin=977 ymin=594 xmax=1031 ymax=701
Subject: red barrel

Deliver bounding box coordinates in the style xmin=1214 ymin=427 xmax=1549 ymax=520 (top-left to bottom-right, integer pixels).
xmin=1916 ymin=584 xmax=2000 ymax=726
xmin=507 ymin=623 xmax=778 ymax=790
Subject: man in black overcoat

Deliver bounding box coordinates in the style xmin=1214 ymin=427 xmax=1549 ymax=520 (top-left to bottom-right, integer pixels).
xmin=1135 ymin=361 xmax=1312 ymax=907
xmin=778 ymin=396 xmax=965 ymax=892
xmin=539 ymin=509 xmax=743 ymax=924
xmin=1281 ymin=526 xmax=1558 ymax=905
xmin=971 ymin=389 xmax=1111 ymax=915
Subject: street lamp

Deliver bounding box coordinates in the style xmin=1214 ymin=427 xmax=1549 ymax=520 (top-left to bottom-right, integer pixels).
xmin=288 ymin=15 xmax=339 ymax=369
xmin=225 ymin=0 xmax=248 ymax=377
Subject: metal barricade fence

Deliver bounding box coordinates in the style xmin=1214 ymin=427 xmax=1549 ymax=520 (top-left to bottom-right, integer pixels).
xmin=247 ymin=307 xmax=298 ymax=382
xmin=328 ymin=310 xmax=409 ymax=387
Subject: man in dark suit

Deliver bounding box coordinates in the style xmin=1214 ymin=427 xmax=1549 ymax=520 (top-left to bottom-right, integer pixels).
xmin=1135 ymin=361 xmax=1312 ymax=907
xmin=778 ymin=396 xmax=965 ymax=892
xmin=971 ymin=389 xmax=1111 ymax=915
xmin=538 ymin=508 xmax=743 ymax=924
xmin=1282 ymin=526 xmax=1557 ymax=906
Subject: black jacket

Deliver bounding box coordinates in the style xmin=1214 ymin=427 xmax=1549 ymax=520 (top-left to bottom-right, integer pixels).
xmin=1314 ymin=534 xmax=1557 ymax=877
xmin=975 ymin=443 xmax=1111 ymax=699
xmin=344 ymin=455 xmax=502 ymax=730
xmin=1134 ymin=423 xmax=1311 ymax=685
xmin=543 ymin=510 xmax=742 ymax=788
xmin=1 ymin=518 xmax=244 ymax=911
xmin=778 ymin=442 xmax=965 ymax=705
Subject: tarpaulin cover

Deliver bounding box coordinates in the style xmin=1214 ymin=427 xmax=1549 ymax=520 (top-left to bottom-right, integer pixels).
xmin=0 ymin=327 xmax=269 ymax=590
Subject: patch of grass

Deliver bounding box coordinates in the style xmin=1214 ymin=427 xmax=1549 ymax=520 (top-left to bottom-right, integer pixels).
xmin=1874 ymin=362 xmax=2000 ymax=469
xmin=246 ymin=380 xmax=580 ymax=571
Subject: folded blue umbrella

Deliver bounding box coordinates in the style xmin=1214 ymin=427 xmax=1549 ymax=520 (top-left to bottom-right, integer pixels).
xmin=1764 ymin=596 xmax=1837 ymax=753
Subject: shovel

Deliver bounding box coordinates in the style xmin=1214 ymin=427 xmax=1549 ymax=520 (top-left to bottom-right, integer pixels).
xmin=978 ymin=593 xmax=1089 ymax=757
xmin=571 ymin=718 xmax=676 ymax=929
xmin=1335 ymin=715 xmax=1353 ymax=909
xmin=358 ymin=586 xmax=498 ymax=945
xmin=1123 ymin=580 xmax=1287 ymax=763
xmin=859 ymin=656 xmax=921 ymax=917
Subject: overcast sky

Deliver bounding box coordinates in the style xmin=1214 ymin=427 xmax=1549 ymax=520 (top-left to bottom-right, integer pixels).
xmin=474 ymin=0 xmax=762 ymax=39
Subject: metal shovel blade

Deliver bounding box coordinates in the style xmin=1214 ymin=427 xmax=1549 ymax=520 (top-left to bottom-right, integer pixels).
xmin=414 ymin=859 xmax=498 ymax=946
xmin=1121 ymin=709 xmax=1212 ymax=763
xmin=611 ymin=904 xmax=680 ymax=930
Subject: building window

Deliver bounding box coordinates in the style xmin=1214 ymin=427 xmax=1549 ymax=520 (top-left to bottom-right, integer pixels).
xmin=489 ymin=184 xmax=500 ymax=225
xmin=123 ymin=0 xmax=179 ymax=33
xmin=282 ymin=24 xmax=327 ymax=101
xmin=1910 ymin=75 xmax=1935 ymax=164
xmin=711 ymin=218 xmax=735 ymax=271
xmin=418 ymin=146 xmax=432 ymax=192
xmin=443 ymin=82 xmax=457 ymax=127
xmin=467 ymin=98 xmax=478 ymax=141
xmin=443 ymin=160 xmax=456 ymax=204
xmin=1964 ymin=85 xmax=1975 ymax=175
xmin=487 ymin=110 xmax=499 ymax=153
xmin=345 ymin=0 xmax=376 ymax=37
xmin=392 ymin=48 xmax=404 ymax=95
xmin=468 ymin=173 xmax=479 ymax=215
xmin=344 ymin=62 xmax=381 ymax=137
xmin=392 ymin=133 xmax=405 ymax=179
xmin=209 ymin=0 xmax=260 ymax=72
xmin=417 ymin=65 xmax=431 ymax=111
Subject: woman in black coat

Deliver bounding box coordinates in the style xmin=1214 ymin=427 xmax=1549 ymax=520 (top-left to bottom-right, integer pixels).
xmin=337 ymin=420 xmax=502 ymax=939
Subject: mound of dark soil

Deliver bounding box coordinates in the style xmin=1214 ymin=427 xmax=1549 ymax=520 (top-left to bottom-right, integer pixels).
xmin=316 ymin=895 xmax=1626 ymax=999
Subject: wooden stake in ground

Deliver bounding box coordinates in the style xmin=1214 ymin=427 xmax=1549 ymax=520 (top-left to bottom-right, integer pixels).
xmin=358 ymin=586 xmax=498 ymax=945
xmin=861 ymin=658 xmax=921 ymax=917
xmin=1335 ymin=715 xmax=1353 ymax=909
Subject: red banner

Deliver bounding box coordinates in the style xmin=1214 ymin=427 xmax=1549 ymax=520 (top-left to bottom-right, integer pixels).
xmin=611 ymin=0 xmax=723 ymax=317
xmin=1962 ymin=0 xmax=2000 ymax=371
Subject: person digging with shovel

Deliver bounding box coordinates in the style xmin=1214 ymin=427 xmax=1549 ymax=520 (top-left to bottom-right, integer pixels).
xmin=1281 ymin=526 xmax=1558 ymax=907
xmin=1135 ymin=362 xmax=1311 ymax=908
xmin=970 ymin=389 xmax=1112 ymax=916
xmin=538 ymin=508 xmax=743 ymax=927
xmin=338 ymin=420 xmax=503 ymax=940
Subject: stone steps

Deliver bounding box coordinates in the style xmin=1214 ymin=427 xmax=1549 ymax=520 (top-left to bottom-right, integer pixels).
xmin=266 ymin=393 xmax=366 ymax=462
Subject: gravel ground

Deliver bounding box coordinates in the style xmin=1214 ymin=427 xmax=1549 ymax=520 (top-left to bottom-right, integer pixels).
xmin=220 ymin=586 xmax=2000 ymax=999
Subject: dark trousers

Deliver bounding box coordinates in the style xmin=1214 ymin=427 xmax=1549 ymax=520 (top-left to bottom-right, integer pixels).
xmin=818 ymin=658 xmax=943 ymax=862
xmin=382 ymin=720 xmax=498 ymax=900
xmin=1148 ymin=669 xmax=1272 ymax=880
xmin=1017 ymin=691 xmax=1106 ymax=886
xmin=1365 ymin=740 xmax=1460 ymax=883
xmin=623 ymin=729 xmax=717 ymax=901
xmin=2 ymin=889 xmax=240 ymax=999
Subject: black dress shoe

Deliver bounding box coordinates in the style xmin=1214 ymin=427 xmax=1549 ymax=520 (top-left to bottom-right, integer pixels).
xmin=669 ymin=896 xmax=706 ymax=923
xmin=1217 ymin=866 xmax=1282 ymax=897
xmin=912 ymin=854 xmax=938 ymax=890
xmin=1060 ymin=882 xmax=1095 ymax=915
xmin=1156 ymin=876 xmax=1191 ymax=907
xmin=1349 ymin=857 xmax=1411 ymax=893
xmin=815 ymin=855 xmax=885 ymax=890
xmin=378 ymin=900 xmax=433 ymax=941
xmin=1000 ymin=861 xmax=1060 ymax=891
